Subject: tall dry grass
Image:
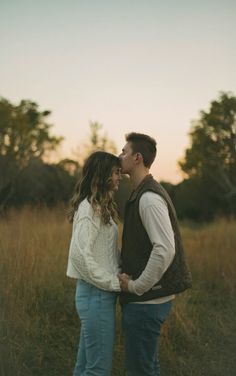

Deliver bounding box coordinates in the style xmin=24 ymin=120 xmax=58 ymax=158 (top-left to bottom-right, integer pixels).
xmin=0 ymin=208 xmax=236 ymax=376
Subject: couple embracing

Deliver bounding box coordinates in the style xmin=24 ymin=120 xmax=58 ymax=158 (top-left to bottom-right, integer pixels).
xmin=66 ymin=132 xmax=192 ymax=376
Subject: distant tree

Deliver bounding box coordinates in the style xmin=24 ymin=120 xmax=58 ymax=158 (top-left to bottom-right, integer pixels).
xmin=174 ymin=179 xmax=218 ymax=221
xmin=88 ymin=121 xmax=117 ymax=154
xmin=179 ymin=92 xmax=236 ymax=198
xmin=0 ymin=97 xmax=63 ymax=211
xmin=0 ymin=98 xmax=63 ymax=164
xmin=12 ymin=159 xmax=79 ymax=207
xmin=178 ymin=92 xmax=236 ymax=218
xmin=58 ymin=158 xmax=80 ymax=177
xmin=75 ymin=122 xmax=117 ymax=164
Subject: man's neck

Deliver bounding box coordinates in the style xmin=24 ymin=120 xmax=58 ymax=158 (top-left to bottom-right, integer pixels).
xmin=130 ymin=169 xmax=150 ymax=190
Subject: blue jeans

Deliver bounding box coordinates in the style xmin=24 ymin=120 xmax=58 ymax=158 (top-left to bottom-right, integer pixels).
xmin=121 ymin=301 xmax=172 ymax=376
xmin=73 ymin=280 xmax=117 ymax=376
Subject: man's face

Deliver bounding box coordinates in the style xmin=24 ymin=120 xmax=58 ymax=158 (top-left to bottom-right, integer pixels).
xmin=119 ymin=142 xmax=135 ymax=174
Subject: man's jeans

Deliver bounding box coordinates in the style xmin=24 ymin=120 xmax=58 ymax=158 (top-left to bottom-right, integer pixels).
xmin=121 ymin=301 xmax=172 ymax=376
xmin=73 ymin=280 xmax=117 ymax=376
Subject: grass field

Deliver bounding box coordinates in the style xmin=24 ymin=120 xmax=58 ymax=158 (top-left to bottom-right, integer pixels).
xmin=0 ymin=207 xmax=236 ymax=376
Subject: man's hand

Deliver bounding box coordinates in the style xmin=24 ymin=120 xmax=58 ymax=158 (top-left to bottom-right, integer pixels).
xmin=118 ymin=273 xmax=131 ymax=292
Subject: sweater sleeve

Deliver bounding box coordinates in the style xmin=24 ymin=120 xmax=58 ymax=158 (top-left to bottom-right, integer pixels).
xmin=70 ymin=214 xmax=120 ymax=292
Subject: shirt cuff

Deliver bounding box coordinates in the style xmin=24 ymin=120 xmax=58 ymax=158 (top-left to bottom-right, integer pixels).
xmin=112 ymin=277 xmax=121 ymax=292
xmin=128 ymin=280 xmax=143 ymax=296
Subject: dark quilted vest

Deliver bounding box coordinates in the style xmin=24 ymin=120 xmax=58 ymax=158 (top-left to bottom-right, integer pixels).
xmin=120 ymin=175 xmax=192 ymax=304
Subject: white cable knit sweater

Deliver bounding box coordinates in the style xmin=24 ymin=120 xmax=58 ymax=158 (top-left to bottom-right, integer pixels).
xmin=66 ymin=198 xmax=121 ymax=292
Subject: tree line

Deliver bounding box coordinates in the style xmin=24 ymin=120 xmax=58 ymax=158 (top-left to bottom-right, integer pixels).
xmin=0 ymin=92 xmax=235 ymax=221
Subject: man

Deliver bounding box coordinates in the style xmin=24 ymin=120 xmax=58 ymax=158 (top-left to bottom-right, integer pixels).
xmin=118 ymin=132 xmax=192 ymax=376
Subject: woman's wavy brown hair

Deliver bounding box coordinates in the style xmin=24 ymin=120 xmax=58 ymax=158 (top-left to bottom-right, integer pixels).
xmin=68 ymin=151 xmax=120 ymax=224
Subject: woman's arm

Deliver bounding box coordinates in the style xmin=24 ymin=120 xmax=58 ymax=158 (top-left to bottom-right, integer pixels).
xmin=70 ymin=215 xmax=120 ymax=292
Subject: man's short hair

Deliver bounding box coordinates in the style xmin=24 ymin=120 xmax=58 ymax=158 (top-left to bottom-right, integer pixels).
xmin=125 ymin=132 xmax=157 ymax=168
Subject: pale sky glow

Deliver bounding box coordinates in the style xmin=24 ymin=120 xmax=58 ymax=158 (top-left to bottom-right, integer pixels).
xmin=1 ymin=0 xmax=236 ymax=182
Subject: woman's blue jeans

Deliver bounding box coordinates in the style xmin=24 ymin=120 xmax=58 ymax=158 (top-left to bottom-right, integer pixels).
xmin=73 ymin=280 xmax=117 ymax=376
xmin=121 ymin=301 xmax=172 ymax=376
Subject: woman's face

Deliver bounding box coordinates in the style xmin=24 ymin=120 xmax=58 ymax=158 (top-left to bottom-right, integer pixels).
xmin=111 ymin=166 xmax=121 ymax=191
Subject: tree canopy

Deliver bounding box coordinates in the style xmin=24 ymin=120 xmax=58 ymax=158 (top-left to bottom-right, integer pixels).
xmin=180 ymin=92 xmax=236 ymax=196
xmin=0 ymin=98 xmax=63 ymax=165
xmin=178 ymin=92 xmax=236 ymax=218
xmin=0 ymin=98 xmax=75 ymax=211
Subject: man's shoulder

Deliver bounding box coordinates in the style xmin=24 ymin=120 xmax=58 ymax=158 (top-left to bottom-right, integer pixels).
xmin=139 ymin=191 xmax=167 ymax=208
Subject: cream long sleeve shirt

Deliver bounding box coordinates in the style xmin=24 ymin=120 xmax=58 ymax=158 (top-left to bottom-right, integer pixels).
xmin=128 ymin=191 xmax=175 ymax=303
xmin=66 ymin=198 xmax=121 ymax=292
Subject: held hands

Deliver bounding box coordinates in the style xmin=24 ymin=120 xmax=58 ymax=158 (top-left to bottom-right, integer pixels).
xmin=118 ymin=273 xmax=132 ymax=292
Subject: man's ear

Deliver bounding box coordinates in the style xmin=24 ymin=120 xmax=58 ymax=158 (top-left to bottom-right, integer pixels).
xmin=135 ymin=152 xmax=143 ymax=164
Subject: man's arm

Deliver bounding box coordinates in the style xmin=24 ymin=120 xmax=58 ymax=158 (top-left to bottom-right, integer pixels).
xmin=125 ymin=191 xmax=175 ymax=295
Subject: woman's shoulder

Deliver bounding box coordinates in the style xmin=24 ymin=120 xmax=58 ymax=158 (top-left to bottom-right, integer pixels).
xmin=76 ymin=198 xmax=92 ymax=216
xmin=78 ymin=197 xmax=90 ymax=210
xmin=75 ymin=198 xmax=101 ymax=224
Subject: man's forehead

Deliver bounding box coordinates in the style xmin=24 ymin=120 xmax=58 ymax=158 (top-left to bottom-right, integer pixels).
xmin=122 ymin=142 xmax=131 ymax=151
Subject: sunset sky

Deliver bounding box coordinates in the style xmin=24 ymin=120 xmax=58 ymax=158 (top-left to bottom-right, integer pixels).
xmin=1 ymin=0 xmax=235 ymax=182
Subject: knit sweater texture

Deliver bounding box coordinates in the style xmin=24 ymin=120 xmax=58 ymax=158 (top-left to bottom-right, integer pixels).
xmin=66 ymin=198 xmax=121 ymax=291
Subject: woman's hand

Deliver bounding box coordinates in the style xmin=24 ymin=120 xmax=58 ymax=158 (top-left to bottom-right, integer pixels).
xmin=118 ymin=273 xmax=131 ymax=292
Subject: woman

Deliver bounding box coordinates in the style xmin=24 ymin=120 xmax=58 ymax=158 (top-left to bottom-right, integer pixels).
xmin=67 ymin=151 xmax=122 ymax=376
